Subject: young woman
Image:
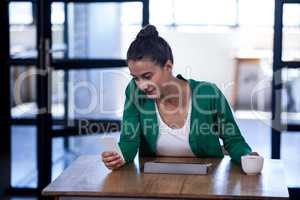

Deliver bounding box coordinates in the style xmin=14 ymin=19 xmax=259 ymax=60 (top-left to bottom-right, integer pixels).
xmin=101 ymin=25 xmax=258 ymax=170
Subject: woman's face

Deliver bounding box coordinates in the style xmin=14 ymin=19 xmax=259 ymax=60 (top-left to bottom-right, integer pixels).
xmin=128 ymin=59 xmax=172 ymax=99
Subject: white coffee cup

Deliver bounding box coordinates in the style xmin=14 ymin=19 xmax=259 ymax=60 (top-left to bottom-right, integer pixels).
xmin=241 ymin=155 xmax=264 ymax=175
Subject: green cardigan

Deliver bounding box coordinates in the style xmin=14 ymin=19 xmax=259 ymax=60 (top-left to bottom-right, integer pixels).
xmin=118 ymin=74 xmax=252 ymax=165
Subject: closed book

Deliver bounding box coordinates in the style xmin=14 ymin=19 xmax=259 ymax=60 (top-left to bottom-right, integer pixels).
xmin=143 ymin=161 xmax=211 ymax=175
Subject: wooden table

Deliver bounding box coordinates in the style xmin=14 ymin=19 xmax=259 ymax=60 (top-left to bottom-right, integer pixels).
xmin=42 ymin=155 xmax=289 ymax=200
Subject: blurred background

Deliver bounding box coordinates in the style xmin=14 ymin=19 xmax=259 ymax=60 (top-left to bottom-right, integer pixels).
xmin=1 ymin=0 xmax=300 ymax=199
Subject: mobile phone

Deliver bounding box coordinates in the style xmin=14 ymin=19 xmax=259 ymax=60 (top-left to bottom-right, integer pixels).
xmin=100 ymin=136 xmax=124 ymax=161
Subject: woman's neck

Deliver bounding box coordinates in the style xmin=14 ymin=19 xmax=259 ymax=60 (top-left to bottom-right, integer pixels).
xmin=157 ymin=76 xmax=190 ymax=107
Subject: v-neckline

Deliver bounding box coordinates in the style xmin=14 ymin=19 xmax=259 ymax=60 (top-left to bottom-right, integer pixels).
xmin=154 ymin=93 xmax=192 ymax=130
xmin=141 ymin=74 xmax=198 ymax=155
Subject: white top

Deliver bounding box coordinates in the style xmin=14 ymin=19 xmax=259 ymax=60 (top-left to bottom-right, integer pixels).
xmin=154 ymin=97 xmax=195 ymax=157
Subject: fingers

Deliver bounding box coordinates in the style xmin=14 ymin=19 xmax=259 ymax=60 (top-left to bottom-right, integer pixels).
xmin=101 ymin=151 xmax=117 ymax=158
xmin=102 ymin=154 xmax=120 ymax=163
xmin=101 ymin=151 xmax=125 ymax=170
xmin=112 ymin=159 xmax=125 ymax=171
xmin=105 ymin=157 xmax=122 ymax=167
xmin=106 ymin=158 xmax=124 ymax=170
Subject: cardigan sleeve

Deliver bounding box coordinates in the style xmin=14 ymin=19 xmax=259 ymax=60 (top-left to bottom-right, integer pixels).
xmin=118 ymin=81 xmax=141 ymax=163
xmin=212 ymin=84 xmax=252 ymax=164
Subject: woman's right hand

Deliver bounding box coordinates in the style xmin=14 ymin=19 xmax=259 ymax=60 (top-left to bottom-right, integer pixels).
xmin=101 ymin=151 xmax=125 ymax=170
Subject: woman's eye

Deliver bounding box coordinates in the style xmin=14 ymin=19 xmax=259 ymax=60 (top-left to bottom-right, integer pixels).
xmin=144 ymin=75 xmax=151 ymax=80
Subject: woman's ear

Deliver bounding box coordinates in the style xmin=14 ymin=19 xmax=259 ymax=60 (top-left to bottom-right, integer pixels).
xmin=163 ymin=60 xmax=173 ymax=72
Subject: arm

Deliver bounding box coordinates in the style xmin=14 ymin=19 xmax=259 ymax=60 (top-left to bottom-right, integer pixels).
xmin=213 ymin=84 xmax=252 ymax=164
xmin=118 ymin=81 xmax=141 ymax=163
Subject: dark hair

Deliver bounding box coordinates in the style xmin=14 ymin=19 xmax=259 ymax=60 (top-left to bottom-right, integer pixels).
xmin=127 ymin=25 xmax=173 ymax=67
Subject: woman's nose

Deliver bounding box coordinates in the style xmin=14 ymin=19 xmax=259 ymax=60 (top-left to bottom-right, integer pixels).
xmin=139 ymin=82 xmax=148 ymax=90
xmin=137 ymin=80 xmax=149 ymax=90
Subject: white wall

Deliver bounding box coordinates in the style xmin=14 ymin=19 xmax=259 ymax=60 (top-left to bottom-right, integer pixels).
xmin=162 ymin=30 xmax=237 ymax=99
xmin=120 ymin=26 xmax=300 ymax=101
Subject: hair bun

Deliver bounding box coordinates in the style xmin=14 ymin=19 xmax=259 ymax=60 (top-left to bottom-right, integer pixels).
xmin=136 ymin=24 xmax=159 ymax=39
